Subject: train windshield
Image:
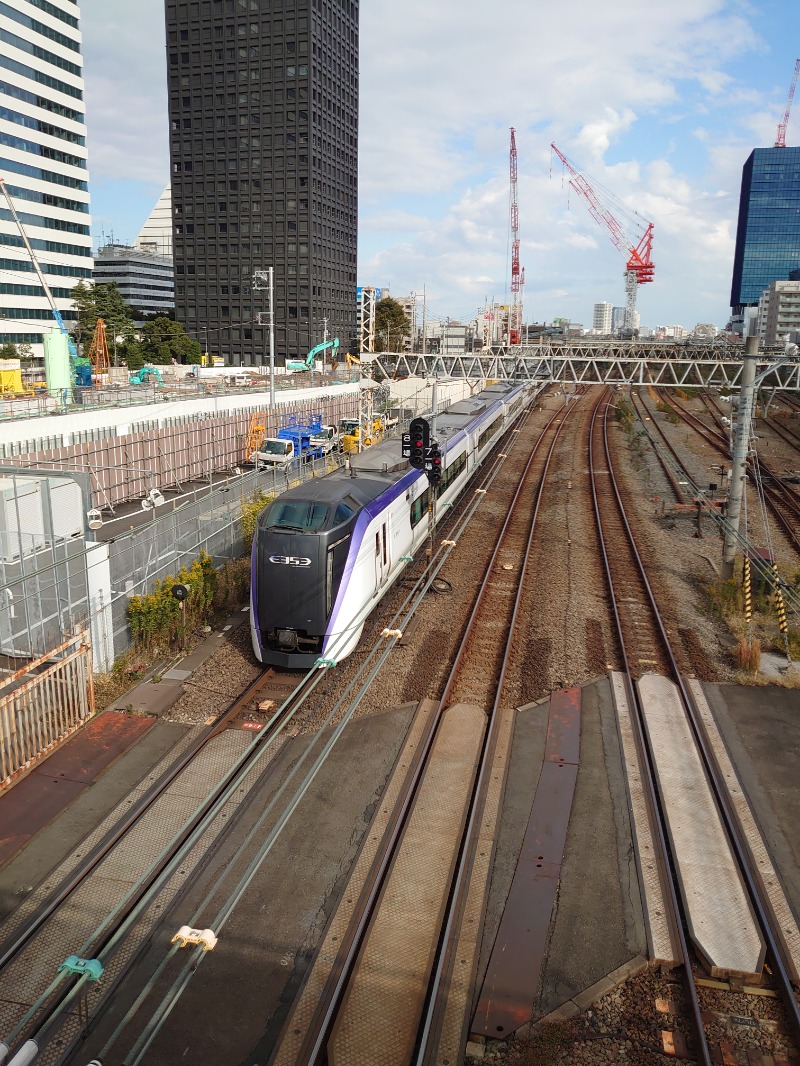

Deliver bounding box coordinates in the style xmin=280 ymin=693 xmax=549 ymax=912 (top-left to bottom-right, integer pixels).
xmin=263 ymin=500 xmax=329 ymax=531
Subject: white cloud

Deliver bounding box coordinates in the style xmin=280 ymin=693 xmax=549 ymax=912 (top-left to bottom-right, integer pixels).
xmin=77 ymin=0 xmax=797 ymax=328
xmin=81 ymin=0 xmax=169 ymax=187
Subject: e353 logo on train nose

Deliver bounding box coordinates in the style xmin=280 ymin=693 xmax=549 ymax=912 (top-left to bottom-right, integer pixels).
xmin=269 ymin=555 xmax=312 ymax=567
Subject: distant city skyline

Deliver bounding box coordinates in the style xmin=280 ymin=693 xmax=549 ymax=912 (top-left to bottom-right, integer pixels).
xmin=80 ymin=1 xmax=800 ymax=329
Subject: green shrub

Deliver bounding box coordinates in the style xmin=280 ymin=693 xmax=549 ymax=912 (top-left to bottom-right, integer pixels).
xmin=128 ymin=551 xmax=216 ymax=653
xmin=240 ymin=488 xmax=273 ymax=547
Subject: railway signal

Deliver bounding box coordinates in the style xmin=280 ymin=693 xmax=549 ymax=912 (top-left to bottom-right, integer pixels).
xmin=425 ymin=442 xmax=442 ymax=485
xmin=408 ymin=417 xmax=430 ymax=469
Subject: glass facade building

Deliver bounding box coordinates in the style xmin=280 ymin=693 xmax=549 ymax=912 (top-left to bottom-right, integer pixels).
xmin=730 ymin=147 xmax=800 ymax=312
xmin=165 ymin=0 xmax=358 ymax=367
xmin=0 ymin=0 xmax=92 ymax=357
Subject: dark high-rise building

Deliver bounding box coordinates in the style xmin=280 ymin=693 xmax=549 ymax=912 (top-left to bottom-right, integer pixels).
xmin=730 ymin=147 xmax=800 ymax=314
xmin=165 ymin=0 xmax=358 ymax=367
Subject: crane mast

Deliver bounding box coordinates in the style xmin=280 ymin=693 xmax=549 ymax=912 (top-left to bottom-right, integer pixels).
xmin=775 ymin=58 xmax=800 ymax=148
xmin=0 ymin=176 xmax=78 ymax=358
xmin=509 ymin=128 xmax=523 ymax=344
xmin=550 ymin=143 xmax=654 ymax=335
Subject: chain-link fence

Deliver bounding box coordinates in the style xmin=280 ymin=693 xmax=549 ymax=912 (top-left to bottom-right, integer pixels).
xmin=105 ymin=453 xmax=344 ymax=659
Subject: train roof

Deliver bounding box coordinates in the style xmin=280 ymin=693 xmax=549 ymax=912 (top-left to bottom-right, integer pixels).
xmin=268 ymin=380 xmax=526 ymax=511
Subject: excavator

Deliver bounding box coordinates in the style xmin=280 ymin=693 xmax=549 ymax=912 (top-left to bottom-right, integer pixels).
xmin=129 ymin=366 xmax=164 ymax=385
xmin=286 ymin=337 xmax=339 ymax=372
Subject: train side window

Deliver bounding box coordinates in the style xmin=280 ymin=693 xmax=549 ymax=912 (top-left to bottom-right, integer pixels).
xmin=375 ymin=532 xmax=380 ymax=556
xmin=382 ymin=524 xmax=387 ymax=564
xmin=334 ymin=501 xmax=354 ymax=525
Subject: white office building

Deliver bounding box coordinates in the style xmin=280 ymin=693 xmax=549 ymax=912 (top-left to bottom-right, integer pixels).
xmin=757 ymin=279 xmax=800 ymax=345
xmin=0 ymin=0 xmax=92 ymax=360
xmin=592 ymin=301 xmax=612 ymax=333
xmin=135 ymin=184 xmax=172 ymax=259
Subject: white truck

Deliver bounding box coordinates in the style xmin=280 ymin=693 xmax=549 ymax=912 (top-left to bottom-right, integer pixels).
xmin=253 ymin=438 xmax=296 ymax=470
xmin=310 ymin=424 xmax=340 ymax=454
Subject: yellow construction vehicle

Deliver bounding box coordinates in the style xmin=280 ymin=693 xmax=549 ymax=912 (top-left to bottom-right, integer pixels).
xmin=345 ymin=352 xmax=361 ymax=368
xmin=340 ymin=415 xmax=385 ymax=454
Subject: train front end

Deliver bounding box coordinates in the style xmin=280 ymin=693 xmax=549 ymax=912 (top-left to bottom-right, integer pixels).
xmin=250 ymin=494 xmax=351 ymax=669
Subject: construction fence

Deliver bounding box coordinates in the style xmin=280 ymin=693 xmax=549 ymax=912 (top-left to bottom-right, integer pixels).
xmin=1 ymin=391 xmax=359 ymax=512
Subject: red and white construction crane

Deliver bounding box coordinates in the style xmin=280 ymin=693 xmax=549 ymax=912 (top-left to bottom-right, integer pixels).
xmin=774 ymin=58 xmax=800 ymax=148
xmin=508 ymin=128 xmax=524 ymax=345
xmin=550 ymin=143 xmax=654 ymax=335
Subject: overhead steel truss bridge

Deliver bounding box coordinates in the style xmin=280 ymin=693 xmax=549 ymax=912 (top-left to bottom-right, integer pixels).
xmin=368 ymin=343 xmax=800 ymax=390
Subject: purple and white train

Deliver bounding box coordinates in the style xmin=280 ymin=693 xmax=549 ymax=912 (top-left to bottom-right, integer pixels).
xmin=250 ymin=380 xmax=535 ymax=669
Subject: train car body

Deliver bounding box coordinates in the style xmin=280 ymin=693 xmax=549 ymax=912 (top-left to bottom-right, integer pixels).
xmin=250 ymin=381 xmax=537 ymax=668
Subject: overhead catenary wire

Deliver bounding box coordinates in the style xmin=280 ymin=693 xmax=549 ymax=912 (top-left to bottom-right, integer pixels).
xmin=90 ymin=407 xmax=536 ymax=1066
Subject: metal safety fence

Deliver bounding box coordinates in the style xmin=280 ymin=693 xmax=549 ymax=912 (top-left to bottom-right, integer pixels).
xmin=105 ymin=453 xmax=344 ymax=659
xmin=1 ymin=392 xmax=358 ymax=511
xmin=0 ymin=631 xmax=94 ymax=790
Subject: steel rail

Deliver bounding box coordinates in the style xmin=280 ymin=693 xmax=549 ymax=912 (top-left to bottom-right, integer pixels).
xmin=0 ymin=666 xmax=283 ymax=972
xmin=82 ymin=396 xmax=551 ymax=1065
xmin=415 ymin=393 xmax=584 ymax=1064
xmin=664 ymin=390 xmax=800 ymax=551
xmin=0 ymin=667 xmax=328 ymax=1063
xmin=283 ymin=400 xmax=574 ymax=1066
xmin=592 ymin=391 xmax=800 ymax=1063
xmin=763 ymin=412 xmax=800 ymax=453
xmin=627 ymin=389 xmax=687 ymax=503
xmin=589 ymin=388 xmax=712 ymax=1065
xmin=626 ymin=393 xmax=800 ymax=619
xmin=700 ymin=389 xmax=800 ymax=504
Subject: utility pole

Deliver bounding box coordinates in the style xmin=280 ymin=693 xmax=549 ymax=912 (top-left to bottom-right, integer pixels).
xmin=722 ymin=336 xmax=759 ymax=580
xmin=322 ymin=315 xmax=329 ymax=378
xmin=722 ymin=336 xmax=799 ymax=578
xmin=268 ymin=267 xmax=275 ymax=407
xmin=421 ymin=284 xmax=427 ymax=356
xmin=254 ymin=268 xmax=276 ymax=407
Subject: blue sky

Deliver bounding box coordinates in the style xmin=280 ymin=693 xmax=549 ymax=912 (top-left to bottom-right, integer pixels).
xmin=81 ymin=0 xmax=800 ymax=331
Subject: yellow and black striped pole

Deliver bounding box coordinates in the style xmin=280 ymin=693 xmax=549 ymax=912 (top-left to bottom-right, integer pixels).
xmin=772 ymin=562 xmax=790 ymax=658
xmin=743 ymin=555 xmax=752 ymax=626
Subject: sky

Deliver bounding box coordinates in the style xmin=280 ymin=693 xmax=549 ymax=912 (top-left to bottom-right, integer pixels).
xmin=80 ymin=0 xmax=800 ymax=332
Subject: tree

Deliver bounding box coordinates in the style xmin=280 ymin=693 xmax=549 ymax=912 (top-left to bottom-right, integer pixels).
xmin=70 ymin=281 xmax=140 ymax=366
xmin=0 ymin=342 xmax=18 ymax=360
xmin=139 ymin=316 xmax=202 ymax=365
xmin=374 ymin=297 xmax=410 ymax=353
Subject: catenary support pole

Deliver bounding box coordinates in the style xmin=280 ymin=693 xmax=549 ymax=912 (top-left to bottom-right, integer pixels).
xmin=268 ymin=266 xmax=276 ymax=409
xmin=722 ymin=335 xmax=759 ymax=580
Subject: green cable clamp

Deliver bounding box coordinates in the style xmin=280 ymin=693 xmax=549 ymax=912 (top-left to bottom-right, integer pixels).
xmin=59 ymin=955 xmax=104 ymax=981
xmin=315 ymin=657 xmax=337 ymax=668
xmin=400 ymin=554 xmax=413 ymax=562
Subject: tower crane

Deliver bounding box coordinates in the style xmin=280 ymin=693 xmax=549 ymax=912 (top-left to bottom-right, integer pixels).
xmin=774 ymin=58 xmax=800 ymax=148
xmin=550 ymin=143 xmax=654 ymax=335
xmin=508 ymin=128 xmax=524 ymax=344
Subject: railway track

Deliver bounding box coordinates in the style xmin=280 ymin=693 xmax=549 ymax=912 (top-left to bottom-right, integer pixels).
xmin=22 ymin=391 xmax=551 ymax=1064
xmin=590 ymin=389 xmax=800 ymax=1065
xmin=269 ymin=396 xmax=585 ymax=1066
xmin=0 ymin=667 xmax=326 ymax=1064
xmin=660 ymin=390 xmax=800 ymax=554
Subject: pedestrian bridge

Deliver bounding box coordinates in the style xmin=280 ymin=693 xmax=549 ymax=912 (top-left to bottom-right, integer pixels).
xmin=371 ymin=342 xmax=800 ymax=391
